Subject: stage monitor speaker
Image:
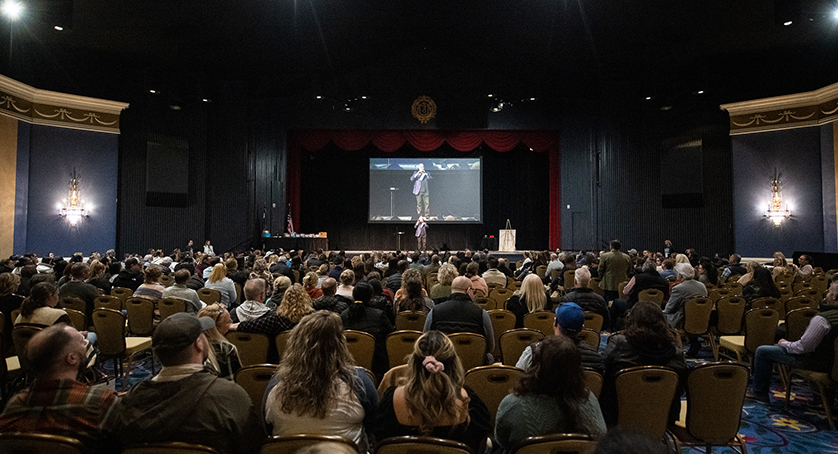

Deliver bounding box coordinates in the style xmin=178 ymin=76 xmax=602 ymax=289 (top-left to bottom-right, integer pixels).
xmin=146 ymin=134 xmax=190 ymax=207
xmin=660 ymin=139 xmax=704 ymax=209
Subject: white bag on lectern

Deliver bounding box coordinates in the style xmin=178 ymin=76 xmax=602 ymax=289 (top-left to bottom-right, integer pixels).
xmin=499 ymin=229 xmax=516 ymax=252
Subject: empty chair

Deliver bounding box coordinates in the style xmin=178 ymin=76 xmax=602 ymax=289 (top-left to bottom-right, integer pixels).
xmin=225 ymin=332 xmax=269 ymax=366
xmin=64 ymin=308 xmax=87 ymax=332
xmin=488 ymin=309 xmax=517 ymax=361
xmin=582 ymin=312 xmax=603 ymax=333
xmin=582 ymin=368 xmax=603 ymax=399
xmin=473 ymin=296 xmax=496 ymax=311
xmin=386 ymin=330 xmax=422 ymax=369
xmin=708 ymin=288 xmax=734 ymax=304
xmin=523 ymin=311 xmax=555 ymax=337
xmin=785 ymin=296 xmax=817 ymax=314
xmin=59 ymin=296 xmax=86 ymax=314
xmin=447 ymin=332 xmax=487 ymax=371
xmin=719 ymin=308 xmax=780 ymax=364
xmin=795 ymin=287 xmax=821 ymax=299
xmin=681 ymin=297 xmax=714 ymax=356
xmin=235 ymin=364 xmax=278 ymax=420
xmin=535 ymin=265 xmax=548 ymax=280
xmin=614 ymin=366 xmax=679 ymax=439
xmin=577 ymin=329 xmax=600 ymax=351
xmin=110 ymin=286 xmax=133 ymax=302
xmin=124 ymin=297 xmax=155 ymax=336
xmin=159 ymin=275 xmax=174 ymax=287
xmin=0 ymin=433 xmax=84 ymax=454
xmin=159 ymin=298 xmax=187 ymax=321
xmin=750 ymin=297 xmax=783 ymax=315
xmin=275 ymin=331 xmax=291 ymax=362
xmin=637 ymin=289 xmax=664 ymax=304
xmin=589 ymin=278 xmax=604 ymax=297
xmin=197 ymin=288 xmax=222 ymax=306
xmin=724 ymin=282 xmax=744 ymax=296
xmin=711 ymin=296 xmax=747 ymax=360
xmin=562 ymin=270 xmax=575 ymax=290
xmin=395 ymin=311 xmax=427 ymax=331
xmin=343 ymin=329 xmax=376 ymax=371
xmin=510 ymin=433 xmax=596 ymax=454
xmin=464 ymin=364 xmax=525 ymax=423
xmin=376 ymin=436 xmax=471 ymax=454
xmin=499 ymin=328 xmax=545 ymax=367
xmin=94 ymin=295 xmax=122 ymax=311
xmin=91 ymin=308 xmax=153 ymax=390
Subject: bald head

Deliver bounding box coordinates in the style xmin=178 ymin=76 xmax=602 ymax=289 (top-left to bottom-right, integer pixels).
xmin=321 ymin=277 xmax=337 ymax=296
xmin=27 ymin=324 xmax=88 ymax=379
xmin=451 ymin=276 xmax=473 ymax=294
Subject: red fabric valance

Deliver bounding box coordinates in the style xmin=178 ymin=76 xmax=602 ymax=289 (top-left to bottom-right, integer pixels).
xmin=288 ymin=130 xmax=561 ymax=249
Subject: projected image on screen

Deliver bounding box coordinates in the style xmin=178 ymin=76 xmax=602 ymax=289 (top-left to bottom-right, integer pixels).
xmin=369 ymin=158 xmax=482 ymax=223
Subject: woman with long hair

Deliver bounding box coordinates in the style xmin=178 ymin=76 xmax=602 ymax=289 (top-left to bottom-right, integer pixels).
xmin=204 ymin=263 xmax=238 ymax=309
xmin=341 ymin=281 xmax=393 ymax=377
xmin=302 ymin=271 xmax=323 ymax=300
xmin=430 ymin=263 xmax=458 ymax=301
xmin=197 ymin=303 xmax=242 ymax=380
xmin=249 ymin=258 xmax=273 ymax=294
xmin=737 ymin=261 xmax=762 ymax=286
xmin=743 ymin=266 xmax=781 ymax=303
xmin=86 ymin=260 xmax=112 ymax=294
xmin=505 ymin=274 xmax=550 ymax=328
xmin=772 ymin=252 xmax=794 ymax=279
xmin=495 ymin=336 xmax=606 ymax=450
xmin=373 ymin=330 xmax=490 ymax=451
xmin=133 ymin=265 xmax=165 ymax=302
xmin=15 ymin=282 xmax=71 ymax=326
xmin=234 ymin=284 xmax=314 ymax=362
xmin=264 ymin=311 xmax=378 ymax=452
xmin=696 ymin=257 xmax=719 ymax=287
xmin=601 ymin=302 xmax=686 ymax=424
xmin=393 ymin=269 xmax=434 ymax=314
xmin=464 ymin=261 xmax=488 ymax=296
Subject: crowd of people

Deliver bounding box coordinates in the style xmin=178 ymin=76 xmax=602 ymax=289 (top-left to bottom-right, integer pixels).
xmin=0 ymin=241 xmax=833 ymax=453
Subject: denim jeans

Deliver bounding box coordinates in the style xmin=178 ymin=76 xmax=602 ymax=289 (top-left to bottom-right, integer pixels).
xmin=752 ymin=345 xmax=800 ymax=394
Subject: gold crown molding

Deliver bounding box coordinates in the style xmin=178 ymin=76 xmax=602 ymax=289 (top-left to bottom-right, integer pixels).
xmin=0 ymin=74 xmax=129 ymax=134
xmin=720 ymin=82 xmax=838 ymax=136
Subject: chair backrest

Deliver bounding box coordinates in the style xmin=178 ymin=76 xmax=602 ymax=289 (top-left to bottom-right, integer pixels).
xmin=499 ymin=328 xmax=545 ymax=366
xmin=488 ymin=309 xmax=516 ymax=360
xmin=535 ymin=265 xmax=548 ymax=279
xmin=464 ymin=364 xmax=524 ymax=423
xmin=94 ymin=295 xmax=123 ymax=311
xmin=378 ymin=364 xmax=410 ymax=397
xmin=376 ymin=436 xmax=471 ymax=454
xmin=11 ymin=308 xmax=21 ymax=325
xmin=125 ymin=297 xmax=155 ymax=336
xmin=683 ymin=297 xmax=713 ymax=335
xmin=617 ymin=280 xmax=628 ymax=300
xmin=724 ymin=282 xmax=744 ymax=296
xmin=684 ymin=362 xmax=748 ymax=444
xmin=123 ymin=442 xmax=221 ymax=454
xmin=582 ymin=312 xmax=603 ymax=333
xmin=582 ymin=368 xmax=603 ymax=399
xmin=395 ymin=311 xmax=427 ymax=331
xmin=59 ymin=296 xmax=86 ymax=313
xmin=110 ymin=286 xmax=133 ymax=301
xmin=563 ymin=270 xmax=575 ymax=287
xmin=343 ymin=329 xmax=376 ymax=371
xmin=12 ymin=323 xmax=45 ymax=371
xmin=637 ymin=289 xmax=664 ymax=304
xmin=64 ymin=308 xmax=87 ymax=332
xmin=785 ymin=307 xmax=818 ymax=342
xmin=275 ymin=331 xmax=291 ymax=362
xmin=91 ymin=308 xmax=128 ymax=357
xmin=589 ymin=277 xmax=604 ymax=296
xmin=0 ymin=433 xmax=84 ymax=454
xmin=235 ymin=282 xmax=243 ymax=305
xmin=795 ymin=287 xmax=821 ymax=299
xmin=386 ymin=330 xmax=422 ymax=369
xmin=159 ymin=275 xmax=174 ymax=287
xmin=261 ymin=435 xmax=358 ymax=454
xmin=489 ymin=288 xmax=514 ymax=306
xmin=577 ymin=329 xmax=600 ymax=351
xmin=743 ymin=308 xmax=780 ymax=354
xmin=522 ymin=311 xmax=555 ymax=337
xmin=615 ymin=365 xmax=679 ymax=439
xmin=708 ymin=288 xmax=734 ymax=304
xmin=779 ymin=287 xmax=794 ymax=303
xmin=473 ymin=296 xmax=496 ymax=311
xmin=225 ymin=332 xmax=269 ymax=366
xmin=715 ymin=296 xmax=747 ymax=335
xmin=810 ymin=275 xmax=829 ymax=293
xmin=785 ymin=296 xmax=817 ymax=314
xmin=234 ymin=364 xmax=278 ymax=419
xmin=550 ymin=268 xmax=561 ymax=281
xmin=510 ymin=433 xmax=597 ymax=454
xmin=750 ymin=297 xmax=783 ymax=316
xmin=447 ymin=332 xmax=486 ymax=372
xmin=197 ymin=288 xmax=222 ymax=305
xmin=159 ymin=298 xmax=188 ymax=321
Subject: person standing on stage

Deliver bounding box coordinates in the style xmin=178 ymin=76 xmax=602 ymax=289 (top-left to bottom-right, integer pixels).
xmin=411 ymin=163 xmax=432 ymax=218
xmin=415 ymin=217 xmax=428 ymax=251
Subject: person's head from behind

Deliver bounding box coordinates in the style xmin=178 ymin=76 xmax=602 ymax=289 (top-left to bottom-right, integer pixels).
xmin=173 ymin=268 xmax=190 ymax=285
xmin=272 ymin=275 xmax=293 ymax=300
xmin=70 ymin=262 xmax=90 ymax=281
xmin=450 ymin=276 xmax=473 ymax=296
xmin=208 ymin=263 xmax=227 ymax=283
xmin=521 ymin=273 xmax=546 ymax=312
xmin=437 ymin=263 xmax=458 ymax=286
xmin=152 ymin=313 xmax=214 ymax=367
xmin=610 ymin=240 xmax=621 ymax=251
xmin=278 ymin=284 xmax=313 ymax=323
xmin=320 ymin=277 xmax=337 ymax=296
xmin=752 ymin=267 xmax=775 ymax=289
xmin=554 ymin=302 xmax=584 ymax=339
xmin=21 ymin=282 xmax=59 ymax=317
xmin=253 ymin=258 xmax=269 ymax=274
xmin=339 ymin=269 xmax=355 ymax=286
xmin=401 ymin=268 xmax=424 ymax=295
xmin=674 ymin=263 xmax=694 ymax=281
xmin=302 ymin=271 xmax=319 ymax=289
xmin=574 ymin=266 xmax=591 ymax=288
xmin=0 ymin=272 xmax=20 ymax=296
xmin=773 ymin=251 xmax=787 ymax=267
xmin=244 ymin=278 xmax=267 ymax=303
xmin=625 ymin=302 xmax=674 ymax=346
xmin=143 ymin=264 xmax=162 ymax=284
xmin=488 ymin=256 xmax=499 ymax=270
xmin=405 ymin=330 xmax=467 ymax=434
xmin=27 ymin=324 xmax=89 ymax=380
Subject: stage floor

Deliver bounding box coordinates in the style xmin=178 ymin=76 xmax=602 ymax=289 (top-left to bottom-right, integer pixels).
xmin=343 ymin=250 xmax=526 ymax=262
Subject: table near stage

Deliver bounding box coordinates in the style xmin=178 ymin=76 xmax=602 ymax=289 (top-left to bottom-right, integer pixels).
xmin=263 ymin=236 xmax=328 ymax=252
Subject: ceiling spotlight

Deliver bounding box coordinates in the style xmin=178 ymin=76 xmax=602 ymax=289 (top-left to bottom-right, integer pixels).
xmin=645 ymin=96 xmax=652 ymax=100
xmin=783 ymin=20 xmax=793 ymax=26
xmin=529 ymin=97 xmax=536 ymax=101
xmin=169 ymin=105 xmax=181 ymax=111
xmin=315 ymin=95 xmax=322 ymax=99
xmin=1 ymin=0 xmax=23 ymax=20
xmin=487 ymin=94 xmax=494 ymax=98
xmin=696 ymin=90 xmax=705 ymax=94
xmin=834 ymin=9 xmax=838 ymax=20
xmin=54 ymin=25 xmax=63 ymax=31
xmin=360 ymin=96 xmax=367 ymax=99
xmin=201 ymin=98 xmax=210 ymax=103
xmin=149 ymin=89 xmax=157 ymax=94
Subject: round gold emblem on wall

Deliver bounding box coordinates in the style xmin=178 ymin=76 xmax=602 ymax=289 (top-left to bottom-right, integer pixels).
xmin=411 ymin=96 xmax=437 ymax=124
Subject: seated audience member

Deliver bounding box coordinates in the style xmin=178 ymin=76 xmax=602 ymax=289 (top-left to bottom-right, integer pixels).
xmin=543 ymin=252 xmax=564 ymax=283
xmin=16 ymin=282 xmax=71 ymax=326
xmin=516 ymin=303 xmax=603 ymax=373
xmin=662 ymin=263 xmax=707 ymax=330
xmin=737 ymin=261 xmax=761 ymax=286
xmin=337 ymin=269 xmax=355 ymax=299
xmin=465 ymin=261 xmax=488 ymax=296
xmin=113 ymin=257 xmax=143 ymax=291
xmin=386 ymin=260 xmax=409 ymax=294
xmin=162 ymin=269 xmax=203 ymax=313
xmin=796 ymin=254 xmax=814 ymax=276
xmin=424 ymin=254 xmax=441 ymax=276
xmin=132 ymin=265 xmax=166 ymax=302
xmin=393 ymin=268 xmax=434 ymax=314
xmin=423 ymin=276 xmax=494 ymax=364
xmin=267 ymin=275 xmax=293 ymax=307
xmin=234 ymin=283 xmax=313 ymax=362
xmin=86 ymin=260 xmax=112 ymax=295
xmin=249 ymin=258 xmax=273 ymax=295
xmin=658 ymin=258 xmax=677 ymax=281
xmin=313 ymin=277 xmax=348 ymax=314
xmin=562 ymin=266 xmax=610 ymax=330
xmin=720 ymin=254 xmax=748 ymax=283
xmin=264 ymin=311 xmax=378 ymax=453
xmin=59 ymin=262 xmax=99 ymax=319
xmin=496 ymin=336 xmax=606 ymax=451
xmin=0 ymin=273 xmax=24 ymax=352
xmin=174 ymin=261 xmax=204 ymax=290
xmin=482 ymin=257 xmax=507 ymax=288
xmin=748 ymin=278 xmax=838 ymax=403
xmin=327 ymin=256 xmax=345 ymax=280
xmin=302 ymin=271 xmax=323 ymax=299
xmin=743 ymin=267 xmax=781 ymax=303
xmin=611 ymin=260 xmax=668 ymax=330
xmin=316 ymin=263 xmax=330 ymax=288
xmin=225 ymin=258 xmax=247 ymax=286
xmin=17 ymin=264 xmax=36 ymax=296
xmin=0 ymin=324 xmax=118 ymax=450
xmin=232 ymin=278 xmax=271 ymax=322
xmin=771 ymin=251 xmax=794 ymax=279
xmin=270 ymin=255 xmax=295 ymax=281
xmin=341 ymin=282 xmax=394 ymax=377
xmin=204 ymin=263 xmax=238 ymax=309
xmin=601 ymin=302 xmax=686 ymax=424
xmin=197 ymin=303 xmax=241 ymax=381
xmin=104 ymin=313 xmax=257 ymax=454
xmin=373 ymin=330 xmax=490 ymax=452
xmin=430 ymin=263 xmax=458 ymax=301
xmin=696 ymin=257 xmax=719 ymax=287
xmin=506 ymin=274 xmax=550 ymax=328
xmin=497 ymin=258 xmax=515 ymax=278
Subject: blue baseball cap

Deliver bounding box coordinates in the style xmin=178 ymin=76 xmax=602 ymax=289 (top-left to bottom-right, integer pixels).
xmin=555 ymin=302 xmax=584 ymax=334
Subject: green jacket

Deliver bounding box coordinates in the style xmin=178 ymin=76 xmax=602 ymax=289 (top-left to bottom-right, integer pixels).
xmin=598 ymin=250 xmax=632 ymax=292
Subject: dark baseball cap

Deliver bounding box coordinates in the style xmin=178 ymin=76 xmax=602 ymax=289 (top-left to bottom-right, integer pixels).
xmin=555 ymin=302 xmax=585 ymax=334
xmin=152 ymin=312 xmax=215 ymax=353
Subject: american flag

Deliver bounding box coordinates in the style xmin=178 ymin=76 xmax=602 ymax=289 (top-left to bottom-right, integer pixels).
xmin=287 ymin=210 xmax=295 ymax=234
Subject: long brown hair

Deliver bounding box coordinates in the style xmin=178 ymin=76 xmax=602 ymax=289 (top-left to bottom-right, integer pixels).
xmin=277 ymin=284 xmax=313 ymax=323
xmin=624 ymin=301 xmax=676 ymax=347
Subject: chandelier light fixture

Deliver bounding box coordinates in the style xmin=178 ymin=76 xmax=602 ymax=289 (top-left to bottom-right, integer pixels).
xmin=765 ymin=168 xmax=790 ymax=227
xmin=59 ymin=169 xmax=87 ymax=226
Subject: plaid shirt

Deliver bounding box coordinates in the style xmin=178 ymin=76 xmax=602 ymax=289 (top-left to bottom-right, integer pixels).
xmin=0 ymin=379 xmax=117 ymax=440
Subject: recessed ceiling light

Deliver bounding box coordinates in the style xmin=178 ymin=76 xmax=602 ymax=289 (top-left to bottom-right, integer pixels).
xmin=645 ymin=96 xmax=652 ymax=100
xmin=149 ymin=89 xmax=157 ymax=94
xmin=529 ymin=97 xmax=536 ymax=101
xmin=696 ymin=90 xmax=704 ymax=94
xmin=315 ymin=95 xmax=322 ymax=99
xmin=54 ymin=25 xmax=63 ymax=31
xmin=169 ymin=105 xmax=181 ymax=111
xmin=487 ymin=94 xmax=494 ymax=98
xmin=784 ymin=20 xmax=793 ymax=26
xmin=202 ymin=98 xmax=210 ymax=103
xmin=360 ymin=96 xmax=367 ymax=99
xmin=834 ymin=10 xmax=838 ymax=20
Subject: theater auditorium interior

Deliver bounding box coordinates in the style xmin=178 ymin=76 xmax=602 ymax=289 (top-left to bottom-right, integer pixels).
xmin=0 ymin=0 xmax=838 ymax=452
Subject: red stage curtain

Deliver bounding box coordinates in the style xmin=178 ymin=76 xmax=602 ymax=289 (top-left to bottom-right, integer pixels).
xmin=288 ymin=130 xmax=561 ymax=249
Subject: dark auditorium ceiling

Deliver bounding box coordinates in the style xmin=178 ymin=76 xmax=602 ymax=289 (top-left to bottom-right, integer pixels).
xmin=1 ymin=0 xmax=837 ymax=110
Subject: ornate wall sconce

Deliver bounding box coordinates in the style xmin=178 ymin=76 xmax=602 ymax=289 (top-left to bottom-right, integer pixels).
xmin=59 ymin=169 xmax=88 ymax=226
xmin=765 ymin=168 xmax=790 ymax=227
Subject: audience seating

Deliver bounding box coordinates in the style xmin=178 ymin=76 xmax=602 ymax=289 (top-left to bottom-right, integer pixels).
xmin=489 ymin=288 xmax=514 ymax=307
xmin=486 ymin=282 xmax=503 ymax=291
xmin=12 ymin=324 xmax=43 ymax=376
xmin=472 ymin=296 xmax=496 ymax=311
xmin=91 ymin=308 xmax=153 ymax=391
xmin=750 ymin=297 xmax=784 ymax=318
xmin=589 ymin=278 xmax=604 ymax=297
xmin=617 ymin=281 xmax=628 ymax=300
xmin=535 ymin=265 xmax=547 ymax=279
xmin=510 ymin=433 xmax=596 ymax=454
xmin=377 ymin=364 xmax=409 ymax=397
xmin=550 ymin=268 xmax=561 ymax=281
xmin=197 ymin=288 xmax=222 ymax=306
xmin=124 ymin=297 xmax=155 ymax=336
xmin=159 ymin=275 xmax=174 ymax=287
xmin=0 ymin=432 xmax=84 ymax=454
xmin=235 ymin=282 xmax=243 ymax=305
xmin=779 ymin=287 xmax=794 ymax=303
xmin=447 ymin=332 xmax=486 ymax=371
xmin=64 ymin=309 xmax=87 ymax=332
xmin=275 ymin=331 xmax=291 ymax=362
xmin=668 ymin=362 xmax=749 ymax=453
xmin=784 ymin=307 xmax=818 ymax=342
xmin=562 ymin=271 xmax=575 ymax=289
xmin=582 ymin=368 xmax=603 ymax=399
xmin=487 ymin=309 xmax=516 ymax=362
xmin=795 ymin=288 xmax=821 ymax=300
xmin=522 ymin=311 xmax=555 ymax=337
xmin=158 ymin=298 xmax=187 ymax=321
xmin=262 ymin=435 xmax=359 ymax=454
xmin=110 ymin=286 xmax=133 ymax=302
xmin=343 ymin=330 xmax=375 ymax=371
xmin=719 ymin=308 xmax=780 ymax=364
xmin=499 ymin=328 xmax=544 ymax=367
xmin=376 ymin=436 xmax=471 ymax=454
xmin=577 ymin=329 xmax=600 ymax=351
xmin=785 ymin=296 xmax=817 ymax=314
xmin=637 ymin=289 xmax=664 ymax=304
xmin=708 ymin=288 xmax=734 ymax=304
xmin=394 ymin=311 xmax=427 ymax=331
xmin=9 ymin=308 xmax=20 ymax=326
xmin=582 ymin=312 xmax=603 ymax=333
xmin=225 ymin=332 xmax=269 ymax=366
xmin=386 ymin=330 xmax=422 ymax=369
xmin=711 ymin=297 xmax=747 ymax=361
xmin=94 ymin=295 xmax=122 ymax=311
xmin=724 ymin=282 xmax=744 ymax=296
xmin=58 ymin=297 xmax=85 ymax=314
xmin=615 ymin=365 xmax=679 ymax=440
xmin=784 ymin=337 xmax=838 ymax=430
xmin=234 ymin=364 xmax=278 ymax=419
xmin=464 ymin=364 xmax=524 ymax=423
xmin=123 ymin=442 xmax=221 ymax=454
xmin=682 ymin=297 xmax=714 ymax=355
